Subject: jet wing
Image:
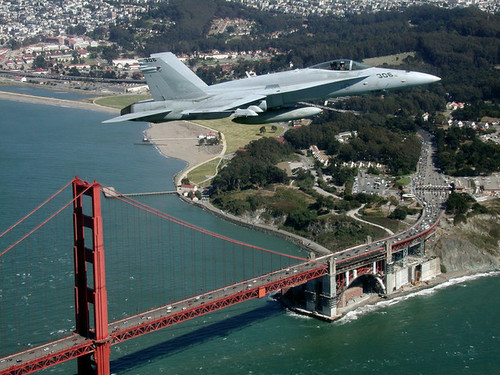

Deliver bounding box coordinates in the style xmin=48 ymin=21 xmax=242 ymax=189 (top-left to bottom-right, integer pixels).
xmin=102 ymin=108 xmax=172 ymax=123
xmin=180 ymin=94 xmax=267 ymax=115
xmin=102 ymin=94 xmax=266 ymax=123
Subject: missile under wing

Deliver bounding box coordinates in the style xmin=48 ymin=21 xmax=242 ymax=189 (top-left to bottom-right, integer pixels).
xmin=103 ymin=52 xmax=440 ymax=125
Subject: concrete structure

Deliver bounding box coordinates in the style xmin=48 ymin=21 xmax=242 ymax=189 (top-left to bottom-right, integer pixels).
xmin=286 ymin=226 xmax=441 ymax=320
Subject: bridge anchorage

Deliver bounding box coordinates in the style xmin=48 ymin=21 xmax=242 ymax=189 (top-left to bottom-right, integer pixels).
xmin=281 ymin=225 xmax=442 ymax=320
xmin=0 ymin=177 xmax=329 ymax=375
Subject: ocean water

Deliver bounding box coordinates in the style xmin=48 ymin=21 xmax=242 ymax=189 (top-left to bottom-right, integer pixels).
xmin=0 ymin=84 xmax=96 ymax=100
xmin=0 ymin=86 xmax=499 ymax=374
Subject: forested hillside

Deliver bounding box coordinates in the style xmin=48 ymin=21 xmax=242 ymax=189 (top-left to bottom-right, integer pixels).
xmin=435 ymin=127 xmax=500 ymax=176
xmin=125 ymin=1 xmax=499 ymax=102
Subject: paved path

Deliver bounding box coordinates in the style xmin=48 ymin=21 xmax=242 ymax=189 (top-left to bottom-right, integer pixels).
xmin=346 ymin=204 xmax=394 ymax=236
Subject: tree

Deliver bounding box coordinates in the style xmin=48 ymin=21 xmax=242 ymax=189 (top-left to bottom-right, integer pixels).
xmin=259 ymin=126 xmax=266 ymax=134
xmin=388 ymin=206 xmax=407 ymax=220
xmin=132 ymin=71 xmax=143 ymax=80
xmin=108 ymin=25 xmax=135 ymax=50
xmin=68 ymin=66 xmax=81 ymax=76
xmin=285 ymin=208 xmax=317 ymax=230
xmin=101 ymin=46 xmax=119 ymax=64
xmin=32 ymin=55 xmax=49 ymax=69
xmin=102 ymin=70 xmax=117 ymax=79
xmin=446 ymin=192 xmax=474 ymax=215
xmin=71 ymin=51 xmax=80 ymax=64
xmin=67 ymin=24 xmax=87 ymax=36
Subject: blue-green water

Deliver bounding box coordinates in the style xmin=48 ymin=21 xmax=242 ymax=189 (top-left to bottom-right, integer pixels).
xmin=0 ymin=84 xmax=96 ymax=100
xmin=0 ymin=87 xmax=499 ymax=374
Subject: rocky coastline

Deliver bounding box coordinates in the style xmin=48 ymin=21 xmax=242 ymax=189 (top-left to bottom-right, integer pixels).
xmin=427 ymin=213 xmax=500 ymax=273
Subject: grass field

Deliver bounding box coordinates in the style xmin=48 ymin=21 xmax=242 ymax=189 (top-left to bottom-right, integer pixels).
xmin=187 ymin=158 xmax=222 ymax=185
xmin=363 ymin=52 xmax=415 ymax=67
xmin=187 ymin=119 xmax=283 ymax=185
xmin=194 ymin=118 xmax=282 ymax=154
xmin=360 ymin=215 xmax=409 ymax=233
xmin=395 ymin=177 xmax=411 ymax=185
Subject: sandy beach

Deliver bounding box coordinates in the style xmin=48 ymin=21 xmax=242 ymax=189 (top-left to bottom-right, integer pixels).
xmin=0 ymin=89 xmax=223 ymax=185
xmin=146 ymin=121 xmax=225 ymax=186
xmin=0 ymin=90 xmax=118 ymax=113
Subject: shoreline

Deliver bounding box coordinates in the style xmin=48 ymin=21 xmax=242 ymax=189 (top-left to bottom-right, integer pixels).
xmin=334 ymin=269 xmax=500 ymax=322
xmin=0 ymin=89 xmax=118 ymax=114
xmin=0 ymin=88 xmax=222 ymax=186
xmin=181 ymin=196 xmax=332 ymax=257
xmin=146 ymin=121 xmax=226 ymax=186
xmin=281 ymin=268 xmax=500 ymax=322
xmin=2 ymin=88 xmax=498 ymax=322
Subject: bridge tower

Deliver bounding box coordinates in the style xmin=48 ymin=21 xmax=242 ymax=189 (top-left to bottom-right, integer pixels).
xmin=72 ymin=178 xmax=110 ymax=375
xmin=384 ymin=239 xmax=396 ymax=295
xmin=319 ymin=257 xmax=337 ymax=318
xmin=303 ymin=256 xmax=337 ymax=318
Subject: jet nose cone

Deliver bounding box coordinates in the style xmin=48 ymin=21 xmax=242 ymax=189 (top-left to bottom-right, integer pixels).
xmin=405 ymin=71 xmax=441 ymax=87
xmin=423 ymin=73 xmax=441 ymax=84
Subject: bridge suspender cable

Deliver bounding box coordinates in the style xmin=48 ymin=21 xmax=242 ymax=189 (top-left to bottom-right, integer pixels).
xmin=0 ymin=179 xmax=92 ymax=258
xmin=104 ymin=185 xmax=319 ymax=264
xmin=0 ymin=179 xmax=73 ymax=239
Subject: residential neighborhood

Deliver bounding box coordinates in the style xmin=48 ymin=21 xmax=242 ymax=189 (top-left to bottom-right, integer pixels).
xmin=0 ymin=0 xmax=498 ymax=82
xmin=229 ymin=0 xmax=499 ymax=16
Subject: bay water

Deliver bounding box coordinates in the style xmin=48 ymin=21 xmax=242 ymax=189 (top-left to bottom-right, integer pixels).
xmin=0 ymin=86 xmax=499 ymax=374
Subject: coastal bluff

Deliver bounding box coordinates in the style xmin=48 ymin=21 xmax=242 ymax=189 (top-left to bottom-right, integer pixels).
xmin=428 ymin=213 xmax=500 ymax=273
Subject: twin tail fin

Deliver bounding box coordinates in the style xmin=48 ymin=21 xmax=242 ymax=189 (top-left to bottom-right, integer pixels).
xmin=139 ymin=52 xmax=208 ymax=101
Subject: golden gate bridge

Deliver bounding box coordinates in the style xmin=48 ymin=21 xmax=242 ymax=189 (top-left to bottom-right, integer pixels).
xmin=0 ymin=177 xmax=328 ymax=375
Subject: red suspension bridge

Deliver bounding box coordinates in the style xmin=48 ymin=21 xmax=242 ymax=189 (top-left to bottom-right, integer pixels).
xmin=0 ymin=177 xmax=328 ymax=375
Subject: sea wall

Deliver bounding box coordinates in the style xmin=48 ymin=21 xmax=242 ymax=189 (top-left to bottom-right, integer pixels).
xmin=180 ymin=196 xmax=332 ymax=256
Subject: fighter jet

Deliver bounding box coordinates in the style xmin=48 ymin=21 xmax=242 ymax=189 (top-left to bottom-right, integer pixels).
xmin=104 ymin=52 xmax=440 ymax=124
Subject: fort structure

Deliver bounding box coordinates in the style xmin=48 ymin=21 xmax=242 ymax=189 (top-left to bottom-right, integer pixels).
xmin=283 ymin=234 xmax=441 ymax=320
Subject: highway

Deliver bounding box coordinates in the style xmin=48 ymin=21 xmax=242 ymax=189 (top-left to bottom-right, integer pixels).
xmin=318 ymin=129 xmax=448 ymax=272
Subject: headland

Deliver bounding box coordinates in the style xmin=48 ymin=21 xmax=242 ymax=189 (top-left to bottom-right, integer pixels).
xmin=1 ymin=86 xmax=498 ymax=321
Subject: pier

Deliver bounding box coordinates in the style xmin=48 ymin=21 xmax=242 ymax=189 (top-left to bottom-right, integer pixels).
xmin=102 ymin=186 xmax=177 ymax=198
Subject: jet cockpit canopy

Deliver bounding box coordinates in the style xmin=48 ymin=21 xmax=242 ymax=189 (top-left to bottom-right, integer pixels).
xmin=309 ymin=59 xmax=370 ymax=71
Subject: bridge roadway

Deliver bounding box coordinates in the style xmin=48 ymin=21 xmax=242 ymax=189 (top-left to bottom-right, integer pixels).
xmin=0 ymin=261 xmax=327 ymax=375
xmin=325 ymin=206 xmax=443 ymax=274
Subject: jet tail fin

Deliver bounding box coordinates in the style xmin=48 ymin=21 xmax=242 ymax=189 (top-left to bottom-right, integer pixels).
xmin=139 ymin=52 xmax=208 ymax=101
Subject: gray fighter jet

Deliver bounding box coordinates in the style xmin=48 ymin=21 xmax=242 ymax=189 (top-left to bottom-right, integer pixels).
xmin=104 ymin=52 xmax=440 ymax=124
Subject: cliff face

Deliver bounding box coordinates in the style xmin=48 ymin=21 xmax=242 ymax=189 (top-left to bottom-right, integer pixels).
xmin=428 ymin=214 xmax=500 ymax=272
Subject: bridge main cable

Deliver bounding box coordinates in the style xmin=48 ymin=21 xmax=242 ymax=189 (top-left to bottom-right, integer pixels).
xmin=102 ymin=184 xmax=319 ymax=264
xmin=0 ymin=179 xmax=91 ymax=257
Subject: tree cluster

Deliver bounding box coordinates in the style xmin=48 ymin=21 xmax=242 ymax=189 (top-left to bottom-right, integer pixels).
xmin=284 ymin=113 xmax=421 ymax=176
xmin=136 ymin=3 xmax=498 ymax=103
xmin=211 ymin=137 xmax=294 ymax=194
xmin=435 ymin=127 xmax=500 ymax=176
xmin=446 ymin=192 xmax=475 ymax=215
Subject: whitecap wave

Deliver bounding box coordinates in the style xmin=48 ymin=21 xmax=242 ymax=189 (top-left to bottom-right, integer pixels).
xmin=286 ymin=310 xmax=313 ymax=320
xmin=336 ymin=271 xmax=500 ymax=324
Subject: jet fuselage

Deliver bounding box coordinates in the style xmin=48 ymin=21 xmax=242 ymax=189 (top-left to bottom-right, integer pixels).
xmin=104 ymin=53 xmax=440 ymax=124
